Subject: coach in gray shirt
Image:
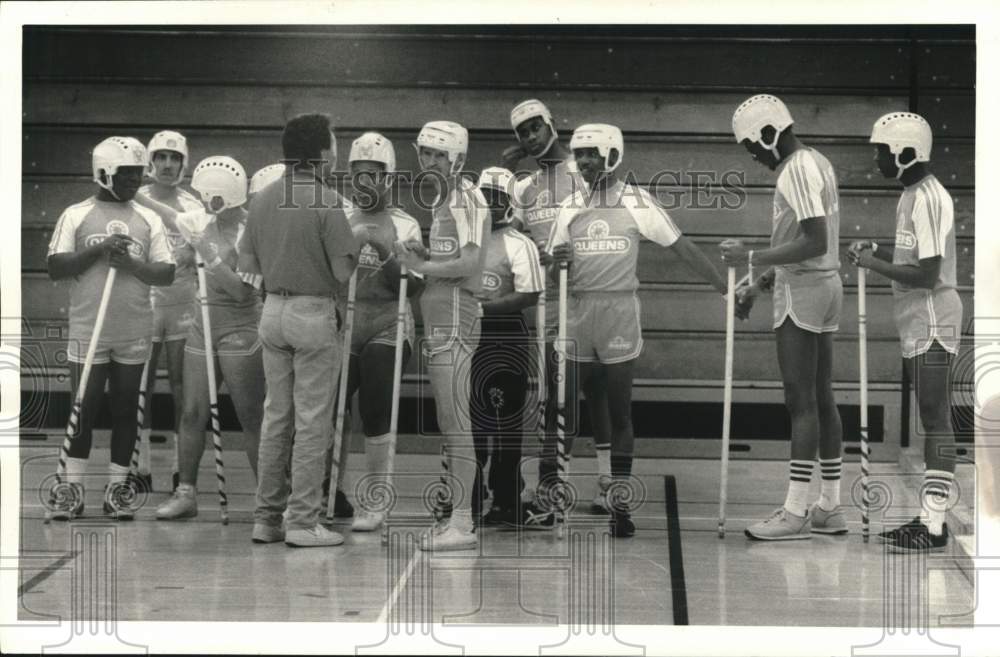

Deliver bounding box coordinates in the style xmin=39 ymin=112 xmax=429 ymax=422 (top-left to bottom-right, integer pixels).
xmin=239 ymin=113 xmax=359 ymax=547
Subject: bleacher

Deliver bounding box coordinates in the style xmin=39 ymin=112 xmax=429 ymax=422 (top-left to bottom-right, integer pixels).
xmin=20 ymin=25 xmax=975 ymax=460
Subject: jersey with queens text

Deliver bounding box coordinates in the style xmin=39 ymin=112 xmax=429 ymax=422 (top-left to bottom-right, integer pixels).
xmin=477 ymin=225 xmax=544 ymax=303
xmin=428 ymin=178 xmax=489 ymax=294
xmin=772 ymin=148 xmax=841 ymax=279
xmin=511 ymin=157 xmax=584 ymax=251
xmin=550 ymin=180 xmax=682 ymax=293
xmin=139 ymin=184 xmax=201 ymax=307
xmin=346 ymin=206 xmax=424 ymax=302
xmin=48 ymin=197 xmax=174 ymax=343
xmin=892 ymin=174 xmax=963 ymax=352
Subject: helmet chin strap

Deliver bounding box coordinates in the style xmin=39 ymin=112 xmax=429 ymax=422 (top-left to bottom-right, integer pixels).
xmin=536 ymin=129 xmax=558 ymax=159
xmin=894 ymin=153 xmax=916 ymax=180
xmin=98 ymin=173 xmax=122 ymax=201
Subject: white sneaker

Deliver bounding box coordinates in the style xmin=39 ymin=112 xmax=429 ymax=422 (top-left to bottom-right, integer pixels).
xmin=418 ymin=521 xmax=477 ymax=552
xmin=352 ymin=510 xmax=386 ymax=532
xmin=745 ymin=507 xmax=811 ymax=541
xmin=156 ymin=484 xmax=198 ymax=520
xmin=252 ymin=523 xmax=285 ymax=544
xmin=285 ymin=524 xmax=345 ymax=547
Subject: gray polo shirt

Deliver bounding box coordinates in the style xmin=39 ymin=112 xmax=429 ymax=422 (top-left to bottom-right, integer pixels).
xmin=238 ymin=169 xmax=358 ymax=296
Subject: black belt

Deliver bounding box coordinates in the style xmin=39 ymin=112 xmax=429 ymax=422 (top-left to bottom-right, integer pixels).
xmin=267 ymin=288 xmax=330 ymax=298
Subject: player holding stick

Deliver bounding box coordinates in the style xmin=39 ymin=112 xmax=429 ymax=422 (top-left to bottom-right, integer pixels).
xmin=721 ymin=95 xmax=846 ymax=541
xmin=396 ymin=121 xmax=489 ymax=551
xmin=849 ymin=112 xmax=964 ymax=553
xmin=136 ymin=131 xmax=202 ymax=492
xmin=135 ymin=156 xmax=265 ymax=521
xmin=46 ymin=136 xmax=175 ymax=521
xmin=550 ymin=124 xmax=727 ymax=537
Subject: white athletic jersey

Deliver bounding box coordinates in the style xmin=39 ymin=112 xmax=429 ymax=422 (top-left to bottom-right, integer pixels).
xmin=139 ymin=184 xmax=202 ymax=307
xmin=346 ymin=206 xmax=424 ymax=302
xmin=891 ymin=174 xmax=963 ymax=353
xmin=477 ymin=225 xmax=544 ymax=302
xmin=550 ymin=180 xmax=682 ymax=293
xmin=511 ymin=157 xmax=585 ymax=251
xmin=772 ymin=148 xmax=841 ymax=279
xmin=48 ymin=196 xmax=174 ymax=343
xmin=428 ymin=178 xmax=490 ymax=294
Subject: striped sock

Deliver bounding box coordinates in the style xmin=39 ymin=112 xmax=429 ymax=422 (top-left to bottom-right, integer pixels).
xmin=784 ymin=460 xmax=814 ymax=517
xmin=595 ymin=443 xmax=611 ymax=479
xmin=922 ymin=469 xmax=954 ymax=536
xmin=818 ymin=457 xmax=842 ymax=511
xmin=65 ymin=456 xmax=88 ymax=487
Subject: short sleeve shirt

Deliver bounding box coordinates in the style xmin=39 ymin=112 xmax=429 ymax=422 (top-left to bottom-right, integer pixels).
xmin=427 ymin=178 xmax=490 ymax=294
xmin=140 ymin=184 xmax=202 ymax=307
xmin=511 ymin=157 xmax=585 ymax=252
xmin=48 ymin=197 xmax=174 ymax=343
xmin=477 ymin=225 xmax=544 ymax=302
xmin=346 ymin=206 xmax=424 ymax=303
xmin=772 ymin=148 xmax=841 ymax=277
xmin=550 ymin=180 xmax=681 ymax=293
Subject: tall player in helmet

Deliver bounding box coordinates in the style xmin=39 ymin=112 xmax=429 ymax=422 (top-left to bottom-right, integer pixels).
xmin=505 ymin=100 xmax=615 ymax=516
xmin=138 ymin=131 xmax=203 ymax=492
xmin=550 ymin=125 xmax=727 ymax=537
xmin=720 ymin=94 xmax=846 ymax=541
xmin=340 ymin=132 xmax=425 ymax=533
xmin=395 ymin=121 xmax=490 ymax=551
xmin=248 ymin=163 xmax=286 ymax=199
xmin=135 ymin=156 xmax=266 ymax=520
xmin=849 ymin=112 xmax=963 ymax=552
xmin=46 ymin=136 xmax=176 ymax=520
xmin=471 ymin=167 xmax=543 ymax=525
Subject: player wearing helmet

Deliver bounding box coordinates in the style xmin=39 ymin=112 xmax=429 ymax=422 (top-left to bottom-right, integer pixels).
xmin=551 ymin=124 xmax=727 ymax=537
xmin=248 ymin=163 xmax=286 ymax=198
xmin=336 ymin=132 xmax=425 ymax=532
xmin=395 ymin=120 xmax=490 ymax=551
xmin=47 ymin=136 xmax=176 ymax=520
xmin=139 ymin=130 xmax=203 ymax=492
xmin=504 ymin=100 xmax=615 ymax=518
xmin=135 ymin=156 xmax=266 ymax=520
xmin=470 ymin=167 xmax=543 ymax=525
xmin=720 ymin=94 xmax=846 ymax=541
xmin=848 ymin=112 xmax=963 ymax=553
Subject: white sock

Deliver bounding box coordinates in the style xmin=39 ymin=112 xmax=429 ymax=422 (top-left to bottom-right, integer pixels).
xmin=452 ymin=509 xmax=473 ymax=532
xmin=108 ymin=462 xmax=129 ymax=486
xmin=922 ymin=469 xmax=954 ymax=536
xmin=171 ymin=433 xmax=179 ymax=473
xmin=65 ymin=456 xmax=88 ymax=487
xmin=784 ymin=460 xmax=814 ymax=517
xmin=139 ymin=428 xmax=152 ymax=474
xmin=595 ymin=444 xmax=611 ymax=479
xmin=818 ymin=457 xmax=842 ymax=511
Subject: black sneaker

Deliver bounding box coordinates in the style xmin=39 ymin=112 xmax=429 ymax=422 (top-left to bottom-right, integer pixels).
xmin=610 ymin=509 xmax=635 ymax=538
xmin=504 ymin=501 xmax=557 ymax=530
xmin=128 ymin=471 xmax=153 ymax=495
xmin=887 ymin=522 xmax=949 ymax=553
xmin=49 ymin=483 xmax=85 ymax=521
xmin=103 ymin=482 xmax=135 ymax=521
xmin=334 ymin=489 xmax=354 ymax=519
xmin=483 ymin=505 xmax=512 ymax=526
xmin=877 ymin=516 xmax=929 ymax=544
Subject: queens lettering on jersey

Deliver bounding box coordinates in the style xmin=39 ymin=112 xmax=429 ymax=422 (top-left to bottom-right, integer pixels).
xmin=891 ymin=175 xmax=963 ymax=336
xmin=772 ymin=148 xmax=841 ymax=277
xmin=48 ymin=197 xmax=174 ymax=343
xmin=346 ymin=206 xmax=424 ymax=302
xmin=511 ymin=158 xmax=585 ymax=251
xmin=477 ymin=226 xmax=544 ymax=302
xmin=139 ymin=184 xmax=202 ymax=306
xmin=428 ymin=178 xmax=489 ymax=294
xmin=550 ymin=181 xmax=682 ymax=293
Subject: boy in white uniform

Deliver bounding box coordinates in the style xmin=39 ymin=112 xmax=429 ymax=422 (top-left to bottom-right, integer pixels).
xmin=138 ymin=130 xmax=202 ymax=491
xmin=551 ymin=124 xmax=727 ymax=536
xmin=396 ymin=121 xmax=490 ymax=551
xmin=849 ymin=112 xmax=963 ymax=552
xmin=720 ymin=95 xmax=846 ymax=541
xmin=47 ymin=136 xmax=175 ymax=519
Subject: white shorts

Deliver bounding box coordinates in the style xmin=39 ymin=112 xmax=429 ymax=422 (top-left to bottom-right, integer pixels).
xmin=773 ymin=270 xmax=843 ymax=334
xmin=894 ymin=288 xmax=963 ymax=358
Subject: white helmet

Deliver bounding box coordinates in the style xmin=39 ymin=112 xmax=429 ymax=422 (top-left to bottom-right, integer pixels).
xmin=191 ymin=156 xmax=247 ymax=210
xmin=732 ymin=94 xmax=794 ymax=152
xmin=510 ymin=98 xmax=558 ymax=155
xmin=415 ymin=121 xmax=468 ymax=175
xmin=569 ymin=124 xmax=624 ymax=173
xmin=477 ymin=166 xmax=516 ymax=197
xmin=248 ymin=163 xmax=286 ymax=195
xmin=92 ymin=136 xmax=147 ymax=197
xmin=870 ymin=112 xmax=932 ymax=179
xmin=146 ymin=130 xmax=189 ymax=186
xmin=349 ymin=132 xmax=396 ymax=173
